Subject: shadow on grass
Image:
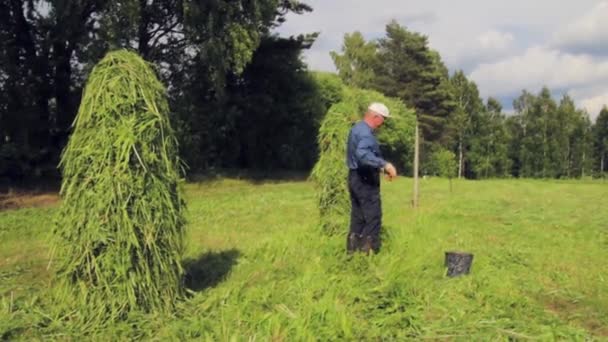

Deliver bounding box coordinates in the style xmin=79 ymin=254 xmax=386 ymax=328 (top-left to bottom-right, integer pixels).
xmin=187 ymin=169 xmax=309 ymax=185
xmin=183 ymin=249 xmax=240 ymax=292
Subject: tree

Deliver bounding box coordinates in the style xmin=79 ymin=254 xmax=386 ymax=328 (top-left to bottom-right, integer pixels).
xmin=172 ymin=33 xmax=322 ymax=172
xmin=373 ymin=21 xmax=455 ymax=142
xmin=99 ymin=0 xmax=317 ymax=173
xmin=517 ymin=88 xmax=557 ymax=178
xmin=593 ymin=106 xmax=608 ymax=176
xmin=330 ymin=32 xmax=377 ymax=88
xmin=369 ymin=21 xmax=455 ymax=206
xmin=229 ymin=35 xmax=324 ymax=170
xmin=0 ymin=0 xmax=314 ymax=179
xmin=511 ymin=90 xmax=536 ymax=177
xmin=313 ymin=72 xmax=346 ymax=112
xmin=467 ymin=97 xmax=510 ymax=178
xmin=99 ymin=0 xmax=312 ymax=81
xmin=0 ymin=0 xmax=107 ymax=178
xmin=570 ymin=111 xmax=594 ymax=177
xmin=508 ymin=89 xmax=602 ymax=179
xmin=431 ymin=148 xmax=457 ymax=192
xmin=505 ymin=115 xmax=523 ymax=177
xmin=555 ymin=95 xmax=579 ymax=177
xmin=447 ymin=71 xmax=483 ymax=178
xmin=486 ymin=98 xmax=511 ymax=177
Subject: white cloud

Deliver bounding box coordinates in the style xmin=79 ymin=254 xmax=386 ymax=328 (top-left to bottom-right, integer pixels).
xmin=443 ymin=30 xmax=519 ymax=72
xmin=276 ymin=0 xmax=598 ymax=69
xmin=301 ymin=48 xmax=335 ymax=72
xmin=469 ymin=47 xmax=608 ymax=98
xmin=581 ymin=93 xmax=608 ymax=119
xmin=553 ymin=1 xmax=608 ymax=55
xmin=275 ymin=0 xmax=608 ymax=113
xmin=478 ymin=30 xmax=514 ymax=51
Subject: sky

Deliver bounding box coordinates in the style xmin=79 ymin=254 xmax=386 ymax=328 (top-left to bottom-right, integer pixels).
xmin=275 ymin=0 xmax=608 ymax=119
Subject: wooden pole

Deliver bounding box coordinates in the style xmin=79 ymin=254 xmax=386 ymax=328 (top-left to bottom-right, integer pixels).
xmin=413 ymin=119 xmax=419 ymax=208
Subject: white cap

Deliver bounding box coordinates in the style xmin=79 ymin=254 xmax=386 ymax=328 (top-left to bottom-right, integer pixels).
xmin=368 ymin=102 xmax=390 ymax=118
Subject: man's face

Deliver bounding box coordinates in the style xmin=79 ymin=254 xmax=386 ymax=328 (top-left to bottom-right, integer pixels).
xmin=373 ymin=114 xmax=385 ymax=129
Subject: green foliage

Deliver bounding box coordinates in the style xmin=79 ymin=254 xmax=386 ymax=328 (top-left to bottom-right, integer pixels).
xmin=175 ymin=35 xmax=325 ymax=172
xmin=446 ymin=70 xmax=484 ymax=177
xmin=570 ymin=111 xmax=595 ymax=177
xmin=311 ymin=87 xmax=415 ymax=234
xmin=430 ymin=148 xmax=457 ymax=179
xmin=182 ymin=0 xmax=283 ymax=78
xmin=593 ymin=106 xmax=608 ymax=175
xmin=52 ymin=50 xmax=186 ymax=324
xmin=373 ymin=21 xmax=455 ymax=142
xmin=0 ymin=144 xmax=33 ymax=180
xmin=510 ymin=88 xmax=596 ymax=178
xmin=230 ymin=36 xmax=324 ymax=170
xmin=0 ymin=0 xmax=314 ymax=180
xmin=332 ymin=22 xmax=455 ymax=143
xmin=4 ymin=0 xmax=608 ymax=183
xmin=330 ymin=31 xmax=378 ymax=88
xmin=312 ymin=72 xmax=345 ymax=111
xmin=467 ymin=98 xmax=511 ymax=178
xmin=520 ymin=88 xmax=556 ymax=177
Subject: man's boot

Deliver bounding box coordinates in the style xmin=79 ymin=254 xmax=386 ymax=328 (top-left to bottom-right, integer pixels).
xmin=361 ymin=235 xmax=373 ymax=255
xmin=347 ymin=233 xmax=361 ymax=253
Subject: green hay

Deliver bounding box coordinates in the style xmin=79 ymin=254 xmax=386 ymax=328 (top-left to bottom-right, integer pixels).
xmin=311 ymin=102 xmax=356 ymax=235
xmin=311 ymin=88 xmax=415 ymax=235
xmin=51 ymin=50 xmax=186 ymax=323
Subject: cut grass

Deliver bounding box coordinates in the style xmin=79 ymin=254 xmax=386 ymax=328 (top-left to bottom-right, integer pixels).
xmin=52 ymin=50 xmax=186 ymax=325
xmin=1 ymin=177 xmax=607 ymax=340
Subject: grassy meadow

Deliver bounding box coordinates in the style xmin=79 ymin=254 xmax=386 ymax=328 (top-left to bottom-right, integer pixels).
xmin=1 ymin=177 xmax=607 ymax=340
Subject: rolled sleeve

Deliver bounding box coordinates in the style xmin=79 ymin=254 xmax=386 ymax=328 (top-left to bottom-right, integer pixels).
xmin=355 ymin=136 xmax=387 ymax=169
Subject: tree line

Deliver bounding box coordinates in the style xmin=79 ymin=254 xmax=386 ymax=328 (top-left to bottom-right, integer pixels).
xmin=330 ymin=21 xmax=608 ymax=179
xmin=1 ymin=2 xmax=607 ymax=182
xmin=0 ymin=0 xmax=324 ymax=181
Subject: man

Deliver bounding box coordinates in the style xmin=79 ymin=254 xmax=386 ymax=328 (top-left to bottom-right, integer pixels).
xmin=346 ymin=102 xmax=397 ymax=254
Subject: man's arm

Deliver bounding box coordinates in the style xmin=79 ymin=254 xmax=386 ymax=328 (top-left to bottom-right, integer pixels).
xmin=355 ymin=136 xmax=397 ymax=179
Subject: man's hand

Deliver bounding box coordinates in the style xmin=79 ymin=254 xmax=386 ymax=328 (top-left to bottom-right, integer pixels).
xmin=383 ymin=162 xmax=397 ymax=180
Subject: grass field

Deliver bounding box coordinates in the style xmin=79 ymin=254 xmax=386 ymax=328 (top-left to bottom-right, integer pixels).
xmin=1 ymin=177 xmax=607 ymax=340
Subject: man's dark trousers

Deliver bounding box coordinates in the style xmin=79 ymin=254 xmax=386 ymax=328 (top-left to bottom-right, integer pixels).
xmin=347 ymin=168 xmax=382 ymax=253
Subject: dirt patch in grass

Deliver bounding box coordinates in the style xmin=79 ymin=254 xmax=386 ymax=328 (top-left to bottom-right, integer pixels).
xmin=542 ymin=296 xmax=608 ymax=337
xmin=0 ymin=192 xmax=59 ymax=211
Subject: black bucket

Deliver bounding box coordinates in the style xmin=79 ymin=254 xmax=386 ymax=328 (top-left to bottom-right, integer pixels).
xmin=445 ymin=251 xmax=474 ymax=277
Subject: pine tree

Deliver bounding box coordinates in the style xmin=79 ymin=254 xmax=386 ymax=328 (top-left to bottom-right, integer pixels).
xmin=373 ymin=21 xmax=455 ymax=142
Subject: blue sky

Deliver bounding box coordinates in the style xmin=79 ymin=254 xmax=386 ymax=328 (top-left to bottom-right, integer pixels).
xmin=275 ymin=0 xmax=608 ymax=119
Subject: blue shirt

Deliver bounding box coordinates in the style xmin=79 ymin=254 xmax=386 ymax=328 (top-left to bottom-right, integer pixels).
xmin=346 ymin=121 xmax=387 ymax=170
